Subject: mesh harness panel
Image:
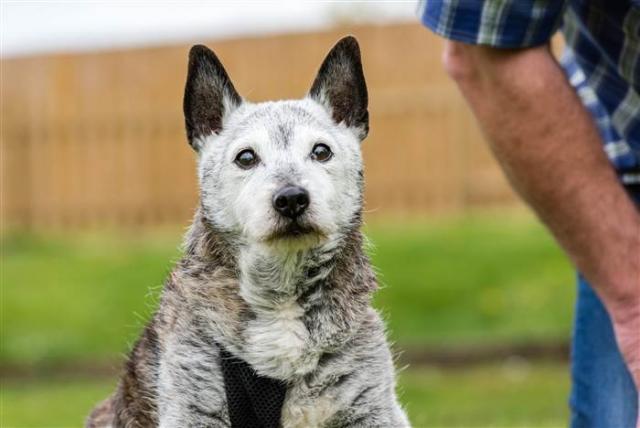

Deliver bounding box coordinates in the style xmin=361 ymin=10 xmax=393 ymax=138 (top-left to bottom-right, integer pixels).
xmin=218 ymin=344 xmax=288 ymax=428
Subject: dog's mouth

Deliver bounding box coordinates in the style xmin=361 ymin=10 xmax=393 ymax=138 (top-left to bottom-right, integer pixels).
xmin=265 ymin=220 xmax=326 ymax=243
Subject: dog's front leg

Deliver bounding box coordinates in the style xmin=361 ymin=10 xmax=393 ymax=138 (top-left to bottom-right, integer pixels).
xmin=341 ymin=384 xmax=410 ymax=428
xmin=157 ymin=331 xmax=230 ymax=428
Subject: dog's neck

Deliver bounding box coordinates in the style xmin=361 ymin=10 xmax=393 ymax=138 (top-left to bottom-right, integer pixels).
xmin=236 ymin=237 xmax=342 ymax=310
xmin=178 ymin=210 xmax=375 ymax=379
xmin=181 ymin=209 xmax=362 ymax=303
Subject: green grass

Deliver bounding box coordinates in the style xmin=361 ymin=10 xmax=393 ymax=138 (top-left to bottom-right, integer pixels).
xmin=1 ymin=363 xmax=569 ymax=427
xmin=2 ymin=215 xmax=573 ymax=426
xmin=399 ymin=363 xmax=570 ymax=427
xmin=367 ymin=214 xmax=575 ymax=347
xmin=1 ymin=378 xmax=118 ymax=428
xmin=2 ymin=230 xmax=182 ymax=366
xmin=2 ymin=212 xmax=574 ymax=366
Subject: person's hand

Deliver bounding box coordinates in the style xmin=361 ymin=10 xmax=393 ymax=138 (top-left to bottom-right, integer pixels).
xmin=608 ymin=299 xmax=640 ymax=427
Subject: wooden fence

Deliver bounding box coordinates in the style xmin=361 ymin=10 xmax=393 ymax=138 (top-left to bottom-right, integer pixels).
xmin=1 ymin=23 xmax=521 ymax=230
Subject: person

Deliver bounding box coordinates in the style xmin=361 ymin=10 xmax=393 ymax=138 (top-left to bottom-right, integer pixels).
xmin=419 ymin=1 xmax=640 ymax=427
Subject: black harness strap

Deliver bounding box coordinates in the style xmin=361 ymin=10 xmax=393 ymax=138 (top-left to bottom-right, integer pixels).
xmin=218 ymin=344 xmax=288 ymax=428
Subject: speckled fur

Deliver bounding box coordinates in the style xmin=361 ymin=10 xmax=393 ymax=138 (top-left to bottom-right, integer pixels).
xmin=87 ymin=36 xmax=409 ymax=428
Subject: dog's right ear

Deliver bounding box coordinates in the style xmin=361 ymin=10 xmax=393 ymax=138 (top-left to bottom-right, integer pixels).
xmin=183 ymin=45 xmax=242 ymax=151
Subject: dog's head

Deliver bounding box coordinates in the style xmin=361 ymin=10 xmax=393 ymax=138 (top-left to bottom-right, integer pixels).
xmin=184 ymin=36 xmax=368 ymax=251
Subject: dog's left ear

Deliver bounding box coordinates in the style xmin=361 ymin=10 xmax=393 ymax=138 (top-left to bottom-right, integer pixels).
xmin=183 ymin=45 xmax=242 ymax=151
xmin=309 ymin=36 xmax=369 ymax=140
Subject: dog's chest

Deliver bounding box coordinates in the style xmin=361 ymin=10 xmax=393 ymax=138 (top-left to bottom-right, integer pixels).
xmin=237 ymin=248 xmax=327 ymax=380
xmin=241 ymin=299 xmax=320 ymax=380
xmin=225 ymin=302 xmax=342 ymax=427
xmin=281 ymin=391 xmax=338 ymax=428
xmin=236 ymin=291 xmax=340 ymax=425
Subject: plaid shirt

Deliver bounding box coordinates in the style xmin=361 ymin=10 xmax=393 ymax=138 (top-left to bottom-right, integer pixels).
xmin=419 ymin=0 xmax=640 ymax=187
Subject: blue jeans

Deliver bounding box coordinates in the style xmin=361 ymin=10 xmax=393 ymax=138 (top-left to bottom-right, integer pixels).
xmin=570 ymin=275 xmax=638 ymax=427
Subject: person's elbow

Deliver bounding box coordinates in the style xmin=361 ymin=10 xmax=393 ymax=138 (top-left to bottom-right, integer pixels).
xmin=442 ymin=41 xmax=555 ymax=86
xmin=441 ymin=41 xmax=488 ymax=84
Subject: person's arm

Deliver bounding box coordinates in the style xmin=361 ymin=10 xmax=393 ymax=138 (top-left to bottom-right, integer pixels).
xmin=442 ymin=41 xmax=640 ymax=387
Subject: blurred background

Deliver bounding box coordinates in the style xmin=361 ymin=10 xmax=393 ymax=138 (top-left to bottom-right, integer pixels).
xmin=1 ymin=2 xmax=574 ymax=427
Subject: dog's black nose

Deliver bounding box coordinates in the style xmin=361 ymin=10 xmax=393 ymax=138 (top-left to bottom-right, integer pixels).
xmin=273 ymin=186 xmax=310 ymax=219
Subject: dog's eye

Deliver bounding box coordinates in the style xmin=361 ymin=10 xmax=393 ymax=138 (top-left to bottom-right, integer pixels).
xmin=311 ymin=143 xmax=332 ymax=162
xmin=235 ymin=149 xmax=259 ymax=169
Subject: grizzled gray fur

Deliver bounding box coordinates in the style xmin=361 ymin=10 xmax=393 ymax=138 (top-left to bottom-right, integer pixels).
xmin=87 ymin=36 xmax=409 ymax=428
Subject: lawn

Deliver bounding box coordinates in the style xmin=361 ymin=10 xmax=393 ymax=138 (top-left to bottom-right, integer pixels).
xmin=1 ymin=363 xmax=570 ymax=427
xmin=368 ymin=213 xmax=575 ymax=347
xmin=2 ymin=212 xmax=575 ymax=367
xmin=399 ymin=363 xmax=570 ymax=427
xmin=2 ymin=212 xmax=575 ymax=427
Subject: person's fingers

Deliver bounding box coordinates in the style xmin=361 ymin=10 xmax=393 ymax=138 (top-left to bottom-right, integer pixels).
xmin=634 ymin=371 xmax=640 ymax=428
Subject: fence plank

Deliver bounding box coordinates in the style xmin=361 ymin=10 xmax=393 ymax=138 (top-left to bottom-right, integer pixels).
xmin=1 ymin=23 xmax=521 ymax=230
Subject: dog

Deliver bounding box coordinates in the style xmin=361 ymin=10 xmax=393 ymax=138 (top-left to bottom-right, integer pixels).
xmin=87 ymin=36 xmax=409 ymax=428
